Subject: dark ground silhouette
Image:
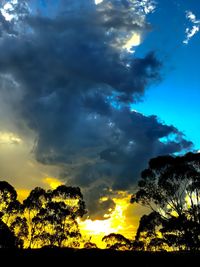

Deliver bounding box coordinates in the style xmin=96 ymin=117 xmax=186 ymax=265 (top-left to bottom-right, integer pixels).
xmin=0 ymin=248 xmax=200 ymax=267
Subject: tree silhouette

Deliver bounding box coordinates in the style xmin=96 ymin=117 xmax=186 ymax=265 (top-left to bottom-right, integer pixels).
xmin=0 ymin=181 xmax=26 ymax=248
xmin=131 ymin=240 xmax=145 ymax=251
xmin=23 ymin=185 xmax=86 ymax=248
xmin=0 ymin=219 xmax=18 ymax=248
xmin=102 ymin=233 xmax=132 ymax=250
xmin=23 ymin=187 xmax=47 ymax=248
xmin=0 ymin=181 xmax=87 ymax=249
xmin=84 ymin=241 xmax=98 ymax=249
xmin=131 ymin=152 xmax=200 ymax=251
xmin=135 ymin=212 xmax=165 ymax=251
xmin=0 ymin=181 xmax=18 ymax=220
xmin=10 ymin=217 xmax=28 ymax=249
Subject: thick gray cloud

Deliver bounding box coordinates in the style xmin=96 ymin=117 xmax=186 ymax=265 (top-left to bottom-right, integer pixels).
xmin=0 ymin=0 xmax=193 ymax=219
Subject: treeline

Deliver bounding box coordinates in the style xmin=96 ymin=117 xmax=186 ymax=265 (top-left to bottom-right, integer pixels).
xmin=1 ymin=152 xmax=200 ymax=251
xmin=0 ymin=183 xmax=86 ymax=248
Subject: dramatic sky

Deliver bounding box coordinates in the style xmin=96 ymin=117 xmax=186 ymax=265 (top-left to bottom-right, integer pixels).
xmin=0 ymin=0 xmax=199 ymax=244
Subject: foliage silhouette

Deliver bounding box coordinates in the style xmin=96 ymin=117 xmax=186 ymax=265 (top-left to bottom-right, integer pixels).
xmin=0 ymin=219 xmax=18 ymax=248
xmin=0 ymin=181 xmax=86 ymax=249
xmin=0 ymin=181 xmax=18 ymax=218
xmin=132 ymin=152 xmax=200 ymax=251
xmin=102 ymin=233 xmax=132 ymax=250
xmin=23 ymin=185 xmax=86 ymax=248
xmin=1 ymin=152 xmax=200 ymax=252
xmin=84 ymin=241 xmax=98 ymax=249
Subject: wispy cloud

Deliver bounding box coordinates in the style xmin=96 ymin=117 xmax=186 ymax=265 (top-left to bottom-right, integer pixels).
xmin=183 ymin=10 xmax=200 ymax=44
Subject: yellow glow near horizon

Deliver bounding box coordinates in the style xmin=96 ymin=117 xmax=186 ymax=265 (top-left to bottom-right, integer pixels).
xmin=15 ymin=186 xmax=144 ymax=248
xmin=79 ymin=193 xmax=136 ymax=248
xmin=16 ymin=178 xmax=63 ymax=202
xmin=42 ymin=177 xmax=63 ymax=189
xmin=123 ymin=33 xmax=141 ymax=53
xmin=16 ymin=188 xmax=136 ymax=248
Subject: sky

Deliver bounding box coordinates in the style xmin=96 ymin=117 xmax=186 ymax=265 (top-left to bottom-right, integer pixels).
xmin=0 ymin=0 xmax=199 ymax=246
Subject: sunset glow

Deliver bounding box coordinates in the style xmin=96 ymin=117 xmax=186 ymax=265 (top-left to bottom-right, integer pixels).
xmin=42 ymin=177 xmax=63 ymax=190
xmin=79 ymin=193 xmax=136 ymax=248
xmin=16 ymin=185 xmax=139 ymax=248
xmin=0 ymin=0 xmax=199 ymax=254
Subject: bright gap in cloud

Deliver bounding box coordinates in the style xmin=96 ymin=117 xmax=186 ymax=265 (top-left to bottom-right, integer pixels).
xmin=79 ymin=193 xmax=134 ymax=248
xmin=94 ymin=0 xmax=103 ymax=5
xmin=123 ymin=33 xmax=141 ymax=53
xmin=0 ymin=0 xmax=18 ymax=21
xmin=0 ymin=131 xmax=22 ymax=145
xmin=42 ymin=177 xmax=63 ymax=189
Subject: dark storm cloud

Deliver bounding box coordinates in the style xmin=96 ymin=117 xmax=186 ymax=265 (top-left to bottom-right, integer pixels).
xmin=0 ymin=0 xmax=158 ymax=99
xmin=61 ymin=109 xmax=192 ymax=191
xmin=0 ymin=0 xmax=193 ymax=218
xmin=82 ymin=184 xmax=116 ymax=220
xmin=0 ymin=12 xmax=13 ymax=36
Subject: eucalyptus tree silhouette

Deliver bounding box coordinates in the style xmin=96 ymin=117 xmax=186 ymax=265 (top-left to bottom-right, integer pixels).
xmin=135 ymin=212 xmax=165 ymax=251
xmin=0 ymin=181 xmax=17 ymax=217
xmin=132 ymin=152 xmax=200 ymax=251
xmin=84 ymin=241 xmax=98 ymax=249
xmin=0 ymin=219 xmax=17 ymax=248
xmin=23 ymin=185 xmax=86 ymax=248
xmin=102 ymin=233 xmax=132 ymax=250
xmin=23 ymin=187 xmax=47 ymax=248
xmin=0 ymin=180 xmax=86 ymax=249
xmin=0 ymin=181 xmax=25 ymax=248
xmin=10 ymin=217 xmax=28 ymax=248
